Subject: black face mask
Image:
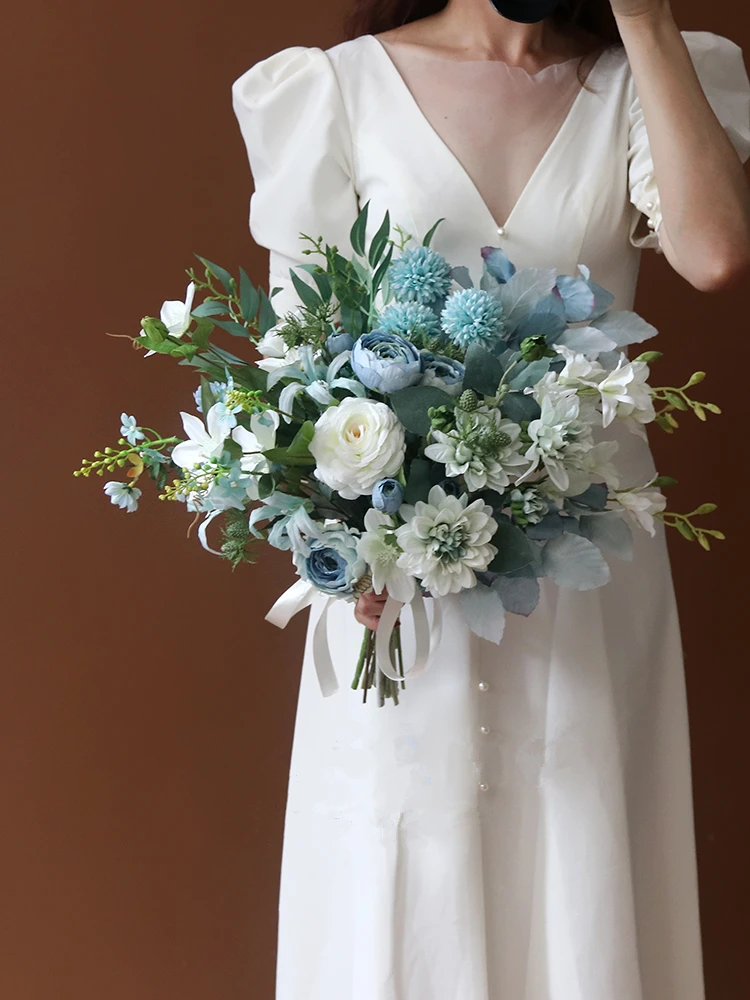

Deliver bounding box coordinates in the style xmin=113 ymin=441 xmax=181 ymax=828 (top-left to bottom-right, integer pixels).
xmin=488 ymin=0 xmax=562 ymax=23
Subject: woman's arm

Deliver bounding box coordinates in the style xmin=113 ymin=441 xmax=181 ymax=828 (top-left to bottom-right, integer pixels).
xmin=612 ymin=1 xmax=750 ymax=291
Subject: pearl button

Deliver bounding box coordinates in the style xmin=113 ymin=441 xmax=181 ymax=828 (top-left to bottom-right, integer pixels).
xmin=479 ymin=783 xmax=489 ymax=792
xmin=478 ymin=681 xmax=489 ymax=692
xmin=479 ymin=726 xmax=490 ymax=735
xmin=496 ymin=226 xmax=506 ymax=237
xmin=645 ymin=200 xmax=654 ymax=210
xmin=647 ymin=218 xmax=655 ymax=229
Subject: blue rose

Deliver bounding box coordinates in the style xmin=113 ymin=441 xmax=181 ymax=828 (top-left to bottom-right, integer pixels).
xmin=326 ymin=331 xmax=354 ymax=356
xmin=372 ymin=478 xmax=404 ymax=514
xmin=292 ymin=524 xmax=366 ymax=597
xmin=351 ymin=330 xmax=423 ymax=394
xmin=420 ymin=351 xmax=465 ymax=397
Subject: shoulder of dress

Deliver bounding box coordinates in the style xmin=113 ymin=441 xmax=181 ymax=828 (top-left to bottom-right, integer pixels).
xmin=231 ymin=44 xmax=335 ymax=105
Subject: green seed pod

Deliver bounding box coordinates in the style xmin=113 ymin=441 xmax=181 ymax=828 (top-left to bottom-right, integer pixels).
xmin=458 ymin=389 xmax=479 ymax=412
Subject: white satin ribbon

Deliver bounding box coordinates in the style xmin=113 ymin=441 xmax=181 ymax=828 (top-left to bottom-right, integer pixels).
xmin=265 ymin=581 xmax=339 ymax=697
xmin=374 ymin=593 xmax=442 ymax=683
xmin=265 ymin=582 xmax=440 ymax=698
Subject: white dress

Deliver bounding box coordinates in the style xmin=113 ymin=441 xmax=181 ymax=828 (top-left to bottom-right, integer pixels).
xmin=231 ymin=30 xmax=750 ymax=1000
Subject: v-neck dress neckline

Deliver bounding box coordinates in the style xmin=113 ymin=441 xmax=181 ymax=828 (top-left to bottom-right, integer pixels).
xmin=365 ymin=33 xmax=612 ymax=236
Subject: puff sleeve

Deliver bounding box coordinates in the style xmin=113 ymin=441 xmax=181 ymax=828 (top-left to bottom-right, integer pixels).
xmin=627 ymin=30 xmax=750 ymax=252
xmin=231 ymin=46 xmax=361 ymax=316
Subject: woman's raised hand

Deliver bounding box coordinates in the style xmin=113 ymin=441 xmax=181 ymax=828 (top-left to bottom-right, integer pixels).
xmin=354 ymin=588 xmax=388 ymax=630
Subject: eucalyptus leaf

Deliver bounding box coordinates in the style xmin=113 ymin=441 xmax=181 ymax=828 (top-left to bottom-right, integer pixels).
xmin=404 ymin=458 xmax=432 ymax=504
xmin=389 ymin=385 xmax=454 ymax=435
xmin=579 ymin=513 xmax=634 ymax=561
xmin=590 ymin=309 xmax=658 ymax=347
xmin=497 ymin=267 xmax=557 ymax=334
xmin=487 ymin=522 xmax=534 ymax=573
xmin=480 ymin=246 xmax=515 ymax=284
xmin=555 ymin=274 xmax=596 ymax=323
xmin=500 ymin=392 xmax=540 ymax=424
xmin=553 ymin=326 xmax=618 ymax=354
xmin=459 ymin=584 xmax=506 ymax=644
xmin=463 ymin=343 xmax=503 ymax=396
xmin=541 ymin=533 xmax=611 ymax=590
xmin=491 ymin=575 xmax=540 ymax=617
xmin=450 ymin=265 xmax=474 ymax=289
xmin=508 ymin=358 xmax=551 ymax=391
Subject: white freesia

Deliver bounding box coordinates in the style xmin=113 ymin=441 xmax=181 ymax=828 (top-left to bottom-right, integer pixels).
xmin=103 ymin=481 xmax=141 ymax=512
xmin=596 ymin=355 xmax=654 ymax=428
xmin=141 ymin=280 xmax=196 ymax=358
xmin=614 ymin=485 xmax=667 ymax=535
xmin=309 ymin=397 xmax=406 ymax=500
xmin=231 ymin=411 xmax=280 ymax=501
xmin=395 ymin=485 xmax=498 ymax=597
xmin=170 ymin=402 xmax=228 ymax=471
xmin=255 ymin=314 xmax=303 ymax=373
xmin=424 ymin=407 xmax=529 ymax=492
xmin=357 ymin=508 xmax=415 ymax=603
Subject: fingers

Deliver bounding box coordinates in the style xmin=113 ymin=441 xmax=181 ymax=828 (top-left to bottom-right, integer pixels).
xmin=354 ymin=589 xmax=387 ymax=630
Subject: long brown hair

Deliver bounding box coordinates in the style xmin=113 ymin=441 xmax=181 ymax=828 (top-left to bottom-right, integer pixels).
xmin=343 ymin=1 xmax=623 ymax=88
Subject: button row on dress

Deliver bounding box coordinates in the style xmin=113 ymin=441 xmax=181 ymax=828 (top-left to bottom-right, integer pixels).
xmin=478 ymin=682 xmax=491 ymax=790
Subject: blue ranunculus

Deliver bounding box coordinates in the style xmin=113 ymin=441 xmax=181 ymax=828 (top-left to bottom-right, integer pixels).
xmin=351 ymin=331 xmax=423 ymax=394
xmin=326 ymin=331 xmax=355 ymax=356
xmin=292 ymin=525 xmax=366 ymax=597
xmin=372 ymin=478 xmax=404 ymax=514
xmin=420 ymin=351 xmax=465 ymax=397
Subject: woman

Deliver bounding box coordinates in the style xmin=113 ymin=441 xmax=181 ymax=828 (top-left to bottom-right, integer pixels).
xmin=231 ymin=2 xmax=750 ymax=997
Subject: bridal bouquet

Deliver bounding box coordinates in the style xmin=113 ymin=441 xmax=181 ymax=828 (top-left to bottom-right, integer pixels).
xmin=74 ymin=204 xmax=722 ymax=705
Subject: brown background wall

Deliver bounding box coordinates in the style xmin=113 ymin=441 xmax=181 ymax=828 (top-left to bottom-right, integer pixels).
xmin=2 ymin=1 xmax=748 ymax=997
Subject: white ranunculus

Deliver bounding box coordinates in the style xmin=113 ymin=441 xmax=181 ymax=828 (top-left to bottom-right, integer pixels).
xmin=395 ymin=485 xmax=498 ymax=597
xmin=309 ymin=398 xmax=406 ymax=500
xmin=357 ymin=508 xmax=415 ymax=604
xmin=615 ymin=485 xmax=667 ymax=535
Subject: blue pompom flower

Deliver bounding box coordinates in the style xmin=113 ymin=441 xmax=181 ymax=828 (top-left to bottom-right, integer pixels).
xmin=388 ymin=246 xmax=453 ymax=305
xmin=377 ymin=302 xmax=440 ymax=341
xmin=440 ymin=288 xmax=505 ymax=351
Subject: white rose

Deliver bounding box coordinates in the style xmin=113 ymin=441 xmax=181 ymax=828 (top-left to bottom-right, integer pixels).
xmin=309 ymin=397 xmax=406 ymax=500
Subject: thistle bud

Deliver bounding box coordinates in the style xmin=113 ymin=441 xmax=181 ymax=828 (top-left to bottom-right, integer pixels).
xmin=457 ymin=389 xmax=479 ymax=412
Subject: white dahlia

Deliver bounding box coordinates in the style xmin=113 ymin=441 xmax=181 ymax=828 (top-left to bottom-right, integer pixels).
xmin=395 ymin=485 xmax=498 ymax=597
xmin=424 ymin=406 xmax=529 ymax=492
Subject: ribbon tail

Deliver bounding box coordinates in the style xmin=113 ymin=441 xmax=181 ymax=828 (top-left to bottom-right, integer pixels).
xmin=374 ymin=596 xmax=406 ymax=682
xmin=197 ymin=508 xmax=225 ymax=556
xmin=312 ymin=597 xmax=339 ymax=697
xmin=265 ymin=579 xmax=316 ymax=628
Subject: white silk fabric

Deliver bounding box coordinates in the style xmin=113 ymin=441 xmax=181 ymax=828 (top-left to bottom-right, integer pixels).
xmin=231 ymin=29 xmax=750 ymax=1000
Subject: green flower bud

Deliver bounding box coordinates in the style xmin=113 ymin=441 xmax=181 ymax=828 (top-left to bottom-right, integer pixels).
xmin=140 ymin=316 xmax=169 ymax=342
xmin=457 ymin=389 xmax=479 ymax=412
xmin=520 ymin=335 xmax=554 ymax=363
